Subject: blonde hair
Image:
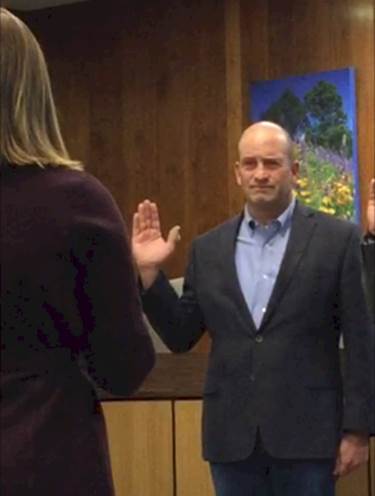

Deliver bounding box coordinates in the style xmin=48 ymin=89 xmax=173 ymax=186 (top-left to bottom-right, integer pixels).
xmin=0 ymin=7 xmax=82 ymax=170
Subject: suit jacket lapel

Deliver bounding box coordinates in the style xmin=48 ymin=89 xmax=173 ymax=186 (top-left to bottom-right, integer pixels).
xmin=219 ymin=214 xmax=258 ymax=335
xmin=259 ymin=202 xmax=317 ymax=331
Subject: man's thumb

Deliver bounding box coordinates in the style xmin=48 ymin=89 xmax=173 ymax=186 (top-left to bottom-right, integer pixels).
xmin=167 ymin=225 xmax=181 ymax=246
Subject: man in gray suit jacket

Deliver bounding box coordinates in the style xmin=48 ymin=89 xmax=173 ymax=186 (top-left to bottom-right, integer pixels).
xmin=363 ymin=178 xmax=375 ymax=434
xmin=132 ymin=122 xmax=372 ymax=496
xmin=364 ymin=178 xmax=375 ymax=318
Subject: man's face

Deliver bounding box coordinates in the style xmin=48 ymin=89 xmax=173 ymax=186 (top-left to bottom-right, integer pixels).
xmin=235 ymin=128 xmax=299 ymax=212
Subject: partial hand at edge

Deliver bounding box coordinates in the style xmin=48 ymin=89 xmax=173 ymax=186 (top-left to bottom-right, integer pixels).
xmin=367 ymin=177 xmax=375 ymax=235
xmin=132 ymin=200 xmax=181 ymax=289
xmin=333 ymin=433 xmax=369 ymax=478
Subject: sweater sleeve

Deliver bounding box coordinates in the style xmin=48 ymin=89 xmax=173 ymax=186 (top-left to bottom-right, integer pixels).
xmin=68 ymin=173 xmax=155 ymax=395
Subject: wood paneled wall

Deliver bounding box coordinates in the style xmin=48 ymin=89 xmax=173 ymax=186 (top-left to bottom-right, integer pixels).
xmin=20 ymin=0 xmax=374 ymax=276
xmin=20 ymin=0 xmax=229 ymax=277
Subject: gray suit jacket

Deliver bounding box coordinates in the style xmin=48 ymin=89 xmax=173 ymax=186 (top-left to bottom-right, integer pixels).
xmin=362 ymin=239 xmax=375 ymax=433
xmin=142 ymin=202 xmax=372 ymax=462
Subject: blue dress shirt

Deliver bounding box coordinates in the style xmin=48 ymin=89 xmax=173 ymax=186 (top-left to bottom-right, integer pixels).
xmin=235 ymin=197 xmax=296 ymax=330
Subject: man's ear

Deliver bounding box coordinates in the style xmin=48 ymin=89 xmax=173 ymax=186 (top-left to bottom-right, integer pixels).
xmin=291 ymin=160 xmax=300 ymax=187
xmin=234 ymin=161 xmax=242 ymax=186
xmin=291 ymin=160 xmax=300 ymax=181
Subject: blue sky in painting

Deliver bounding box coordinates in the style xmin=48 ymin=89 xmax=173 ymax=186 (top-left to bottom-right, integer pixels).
xmin=250 ymin=68 xmax=356 ymax=132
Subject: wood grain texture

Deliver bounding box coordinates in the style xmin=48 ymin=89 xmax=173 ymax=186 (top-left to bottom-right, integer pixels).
xmin=102 ymin=401 xmax=173 ymax=496
xmin=335 ymin=463 xmax=369 ymax=496
xmin=175 ymin=400 xmax=215 ymax=496
xmin=225 ymin=0 xmax=244 ymax=215
xmin=98 ymin=353 xmax=208 ymax=400
xmin=21 ymin=0 xmax=229 ymax=277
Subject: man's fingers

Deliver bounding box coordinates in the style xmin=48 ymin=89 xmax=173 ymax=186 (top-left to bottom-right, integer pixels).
xmin=142 ymin=200 xmax=152 ymax=229
xmin=149 ymin=202 xmax=161 ymax=231
xmin=134 ymin=200 xmax=174 ymax=242
xmin=333 ymin=461 xmax=350 ymax=478
xmin=132 ymin=212 xmax=140 ymax=237
xmin=333 ymin=453 xmax=342 ymax=477
xmin=136 ymin=200 xmax=161 ymax=232
xmin=338 ymin=461 xmax=355 ymax=477
xmin=333 ymin=450 xmax=362 ymax=478
xmin=138 ymin=200 xmax=152 ymax=231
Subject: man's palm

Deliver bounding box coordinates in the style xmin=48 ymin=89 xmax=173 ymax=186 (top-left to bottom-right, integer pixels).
xmin=132 ymin=200 xmax=180 ymax=268
xmin=133 ymin=227 xmax=174 ymax=267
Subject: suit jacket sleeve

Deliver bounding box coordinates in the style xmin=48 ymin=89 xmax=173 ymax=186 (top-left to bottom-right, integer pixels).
xmin=141 ymin=241 xmax=206 ymax=352
xmin=340 ymin=227 xmax=373 ymax=433
xmin=69 ymin=175 xmax=155 ymax=395
xmin=362 ymin=239 xmax=375 ymax=321
xmin=361 ymin=238 xmax=375 ymax=433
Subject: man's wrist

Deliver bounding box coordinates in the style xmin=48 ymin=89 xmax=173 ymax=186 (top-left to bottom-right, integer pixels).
xmin=138 ymin=266 xmax=160 ymax=290
xmin=342 ymin=431 xmax=369 ymax=443
xmin=364 ymin=231 xmax=375 ymax=243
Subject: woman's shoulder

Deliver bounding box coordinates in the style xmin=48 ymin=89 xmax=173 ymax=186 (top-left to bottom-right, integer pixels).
xmin=2 ymin=164 xmax=123 ymax=228
xmin=1 ymin=163 xmax=105 ymax=197
xmin=51 ymin=168 xmax=124 ymax=229
xmin=47 ymin=167 xmax=104 ymax=191
xmin=45 ymin=167 xmax=117 ymax=210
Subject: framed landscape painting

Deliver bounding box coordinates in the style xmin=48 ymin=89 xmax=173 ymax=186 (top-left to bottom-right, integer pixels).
xmin=250 ymin=68 xmax=360 ymax=223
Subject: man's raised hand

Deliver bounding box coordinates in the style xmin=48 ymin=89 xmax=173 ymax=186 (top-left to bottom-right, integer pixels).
xmin=367 ymin=178 xmax=375 ymax=235
xmin=132 ymin=200 xmax=180 ymax=288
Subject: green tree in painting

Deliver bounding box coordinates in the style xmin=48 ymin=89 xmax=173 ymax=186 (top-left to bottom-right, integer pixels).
xmin=261 ymin=89 xmax=306 ymax=136
xmin=304 ymin=81 xmax=352 ymax=157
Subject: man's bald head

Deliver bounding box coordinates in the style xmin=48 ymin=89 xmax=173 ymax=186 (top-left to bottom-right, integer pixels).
xmin=234 ymin=121 xmax=299 ymax=224
xmin=238 ymin=121 xmax=294 ymax=163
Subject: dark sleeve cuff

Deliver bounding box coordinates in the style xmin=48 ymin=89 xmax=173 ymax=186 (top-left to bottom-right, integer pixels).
xmin=363 ymin=232 xmax=375 ymax=244
xmin=138 ymin=271 xmax=165 ymax=297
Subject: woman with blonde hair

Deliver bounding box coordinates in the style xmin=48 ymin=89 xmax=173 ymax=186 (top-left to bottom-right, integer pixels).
xmin=1 ymin=8 xmax=155 ymax=495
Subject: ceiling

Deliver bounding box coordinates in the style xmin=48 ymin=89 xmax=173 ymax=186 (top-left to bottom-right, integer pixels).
xmin=3 ymin=0 xmax=88 ymax=11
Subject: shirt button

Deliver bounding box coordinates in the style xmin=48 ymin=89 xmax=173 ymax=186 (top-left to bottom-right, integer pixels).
xmin=250 ymin=374 xmax=255 ymax=382
xmin=255 ymin=335 xmax=264 ymax=343
xmin=263 ymin=274 xmax=268 ymax=280
xmin=262 ymin=307 xmax=266 ymax=313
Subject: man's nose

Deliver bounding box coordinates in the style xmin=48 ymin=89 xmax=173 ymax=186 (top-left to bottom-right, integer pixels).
xmin=254 ymin=161 xmax=269 ymax=179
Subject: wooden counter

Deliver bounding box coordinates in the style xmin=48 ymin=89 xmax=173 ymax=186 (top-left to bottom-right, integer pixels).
xmin=98 ymin=353 xmax=208 ymax=401
xmin=100 ymin=353 xmax=374 ymax=496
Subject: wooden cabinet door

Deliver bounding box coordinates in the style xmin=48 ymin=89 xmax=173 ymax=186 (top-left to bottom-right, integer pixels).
xmin=102 ymin=401 xmax=173 ymax=496
xmin=335 ymin=463 xmax=369 ymax=496
xmin=175 ymin=400 xmax=215 ymax=496
xmin=102 ymin=399 xmax=371 ymax=496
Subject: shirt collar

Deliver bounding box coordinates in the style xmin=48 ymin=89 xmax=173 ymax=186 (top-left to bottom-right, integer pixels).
xmin=244 ymin=195 xmax=296 ymax=232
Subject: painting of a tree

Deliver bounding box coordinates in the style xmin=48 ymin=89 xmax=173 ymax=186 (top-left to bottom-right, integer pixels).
xmin=261 ymin=89 xmax=307 ymax=137
xmin=304 ymin=81 xmax=352 ymax=157
xmin=250 ymin=68 xmax=359 ymax=222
